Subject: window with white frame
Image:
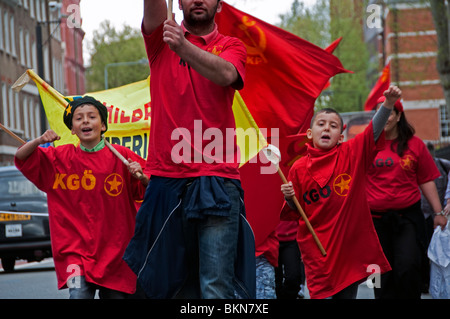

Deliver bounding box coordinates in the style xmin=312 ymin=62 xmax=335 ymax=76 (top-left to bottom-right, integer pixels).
xmin=25 ymin=30 xmax=31 ymax=67
xmin=4 ymin=11 xmax=9 ymax=54
xmin=19 ymin=28 xmax=25 ymax=65
xmin=0 ymin=7 xmax=3 ymax=51
xmin=2 ymin=83 xmax=8 ymax=127
xmin=34 ymin=102 xmax=41 ymax=137
xmin=29 ymin=98 xmax=35 ymax=139
xmin=8 ymin=86 xmax=14 ymax=128
xmin=440 ymin=104 xmax=450 ymax=138
xmin=23 ymin=96 xmax=29 ymax=138
xmin=10 ymin=15 xmax=16 ymax=57
xmin=14 ymin=91 xmax=21 ymax=131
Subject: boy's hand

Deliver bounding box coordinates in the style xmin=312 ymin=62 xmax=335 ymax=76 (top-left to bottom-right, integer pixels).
xmin=38 ymin=130 xmax=61 ymax=144
xmin=281 ymin=182 xmax=295 ymax=200
xmin=383 ymin=86 xmax=402 ymax=109
xmin=128 ymin=159 xmax=149 ymax=186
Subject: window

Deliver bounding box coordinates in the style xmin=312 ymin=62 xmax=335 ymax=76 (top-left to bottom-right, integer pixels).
xmin=2 ymin=83 xmax=8 ymax=127
xmin=8 ymin=86 xmax=14 ymax=128
xmin=4 ymin=11 xmax=9 ymax=54
xmin=25 ymin=30 xmax=31 ymax=67
xmin=14 ymin=91 xmax=20 ymax=131
xmin=35 ymin=102 xmax=41 ymax=137
xmin=23 ymin=96 xmax=29 ymax=138
xmin=440 ymin=104 xmax=450 ymax=138
xmin=29 ymin=99 xmax=35 ymax=139
xmin=0 ymin=7 xmax=3 ymax=51
xmin=19 ymin=28 xmax=25 ymax=65
xmin=10 ymin=15 xmax=16 ymax=57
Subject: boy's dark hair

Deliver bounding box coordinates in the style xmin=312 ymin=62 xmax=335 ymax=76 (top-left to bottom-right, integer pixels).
xmin=63 ymin=96 xmax=108 ymax=133
xmin=310 ymin=108 xmax=344 ymax=133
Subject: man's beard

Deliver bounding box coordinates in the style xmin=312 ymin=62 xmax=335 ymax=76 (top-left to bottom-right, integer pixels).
xmin=182 ymin=2 xmax=218 ymax=28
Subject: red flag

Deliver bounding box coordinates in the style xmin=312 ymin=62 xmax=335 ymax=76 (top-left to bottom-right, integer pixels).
xmin=216 ymin=3 xmax=349 ymax=247
xmin=216 ymin=3 xmax=350 ymax=138
xmin=364 ymin=62 xmax=391 ymax=111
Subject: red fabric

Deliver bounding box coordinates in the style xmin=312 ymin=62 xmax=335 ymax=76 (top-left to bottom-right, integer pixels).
xmin=281 ymin=122 xmax=391 ymax=299
xmin=367 ymin=137 xmax=441 ymax=212
xmin=15 ymin=145 xmax=146 ymax=294
xmin=218 ymin=2 xmax=348 ymax=248
xmin=255 ymin=231 xmax=279 ymax=267
xmin=275 ymin=220 xmax=299 ymax=242
xmin=364 ymin=62 xmax=391 ymax=111
xmin=216 ymin=2 xmax=350 ymax=137
xmin=142 ymin=22 xmax=247 ymax=179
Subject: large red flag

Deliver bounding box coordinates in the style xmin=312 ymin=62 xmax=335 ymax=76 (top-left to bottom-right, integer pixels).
xmin=216 ymin=3 xmax=350 ymax=138
xmin=216 ymin=3 xmax=350 ymax=247
xmin=364 ymin=62 xmax=391 ymax=111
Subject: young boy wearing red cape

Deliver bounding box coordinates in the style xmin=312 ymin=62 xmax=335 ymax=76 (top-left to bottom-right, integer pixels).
xmin=280 ymin=86 xmax=402 ymax=299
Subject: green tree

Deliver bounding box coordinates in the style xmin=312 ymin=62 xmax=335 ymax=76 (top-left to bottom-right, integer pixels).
xmin=278 ymin=0 xmax=373 ymax=112
xmin=86 ymin=21 xmax=149 ymax=92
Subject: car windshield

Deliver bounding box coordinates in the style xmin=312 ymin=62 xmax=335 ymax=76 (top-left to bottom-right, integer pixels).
xmin=0 ymin=175 xmax=45 ymax=199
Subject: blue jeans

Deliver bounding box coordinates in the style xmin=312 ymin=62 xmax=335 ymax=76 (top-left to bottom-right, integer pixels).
xmin=68 ymin=276 xmax=127 ymax=299
xmin=179 ymin=180 xmax=240 ymax=299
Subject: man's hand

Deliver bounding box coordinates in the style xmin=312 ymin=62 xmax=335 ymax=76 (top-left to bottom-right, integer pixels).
xmin=163 ymin=19 xmax=186 ymax=53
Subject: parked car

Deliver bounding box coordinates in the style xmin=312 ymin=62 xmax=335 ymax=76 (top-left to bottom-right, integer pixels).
xmin=0 ymin=166 xmax=51 ymax=272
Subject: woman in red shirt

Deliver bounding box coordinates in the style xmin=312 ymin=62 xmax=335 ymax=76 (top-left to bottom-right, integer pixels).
xmin=366 ymin=97 xmax=447 ymax=299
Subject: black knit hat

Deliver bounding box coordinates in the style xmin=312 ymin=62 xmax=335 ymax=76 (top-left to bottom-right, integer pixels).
xmin=63 ymin=96 xmax=108 ymax=132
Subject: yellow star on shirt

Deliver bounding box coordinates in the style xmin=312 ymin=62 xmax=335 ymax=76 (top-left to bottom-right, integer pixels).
xmin=104 ymin=173 xmax=124 ymax=197
xmin=333 ymin=174 xmax=352 ymax=197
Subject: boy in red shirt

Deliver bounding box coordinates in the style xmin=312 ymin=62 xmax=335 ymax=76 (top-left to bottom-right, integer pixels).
xmin=15 ymin=96 xmax=148 ymax=298
xmin=280 ymin=86 xmax=402 ymax=299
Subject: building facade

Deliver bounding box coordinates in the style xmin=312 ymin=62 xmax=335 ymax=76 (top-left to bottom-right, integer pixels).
xmin=367 ymin=0 xmax=447 ymax=143
xmin=0 ymin=0 xmax=84 ymax=165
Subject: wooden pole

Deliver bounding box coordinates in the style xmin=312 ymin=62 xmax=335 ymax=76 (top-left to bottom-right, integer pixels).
xmin=277 ymin=167 xmax=327 ymax=256
xmin=0 ymin=123 xmax=26 ymax=145
xmin=167 ymin=0 xmax=173 ymax=20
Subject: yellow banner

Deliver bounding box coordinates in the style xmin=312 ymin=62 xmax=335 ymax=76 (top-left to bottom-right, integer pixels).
xmin=27 ymin=70 xmax=266 ymax=166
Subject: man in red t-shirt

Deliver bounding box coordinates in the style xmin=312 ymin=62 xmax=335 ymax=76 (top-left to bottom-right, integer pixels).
xmin=124 ymin=0 xmax=250 ymax=299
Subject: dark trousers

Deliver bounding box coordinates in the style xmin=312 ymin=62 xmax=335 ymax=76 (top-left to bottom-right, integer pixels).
xmin=372 ymin=212 xmax=424 ymax=299
xmin=275 ymin=240 xmax=305 ymax=299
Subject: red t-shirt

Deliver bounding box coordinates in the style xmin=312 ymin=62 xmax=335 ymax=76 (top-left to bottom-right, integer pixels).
xmin=15 ymin=145 xmax=146 ymax=294
xmin=143 ymin=22 xmax=246 ymax=179
xmin=366 ymin=136 xmax=441 ymax=212
xmin=281 ymin=122 xmax=391 ymax=299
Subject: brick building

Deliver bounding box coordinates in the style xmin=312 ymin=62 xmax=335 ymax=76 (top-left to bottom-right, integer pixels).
xmin=0 ymin=0 xmax=85 ymax=165
xmin=366 ymin=0 xmax=447 ymax=143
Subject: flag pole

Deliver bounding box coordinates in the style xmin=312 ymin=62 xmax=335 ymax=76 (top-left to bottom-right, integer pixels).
xmin=263 ymin=145 xmax=327 ymax=256
xmin=167 ymin=0 xmax=173 ymax=20
xmin=0 ymin=122 xmax=26 ymax=145
xmin=277 ymin=167 xmax=327 ymax=256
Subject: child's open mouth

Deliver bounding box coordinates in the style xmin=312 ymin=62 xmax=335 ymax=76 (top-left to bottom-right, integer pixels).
xmin=81 ymin=128 xmax=93 ymax=133
xmin=321 ymin=135 xmax=331 ymax=140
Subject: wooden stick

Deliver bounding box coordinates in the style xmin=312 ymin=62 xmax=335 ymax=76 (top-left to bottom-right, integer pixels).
xmin=104 ymin=138 xmax=143 ymax=179
xmin=167 ymin=0 xmax=173 ymax=20
xmin=0 ymin=122 xmax=26 ymax=145
xmin=278 ymin=167 xmax=327 ymax=256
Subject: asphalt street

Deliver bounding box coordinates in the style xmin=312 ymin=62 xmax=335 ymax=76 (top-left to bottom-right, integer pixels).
xmin=0 ymin=258 xmax=431 ymax=299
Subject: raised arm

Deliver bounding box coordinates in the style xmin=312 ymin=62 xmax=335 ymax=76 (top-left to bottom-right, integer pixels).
xmin=143 ymin=0 xmax=169 ymax=34
xmin=372 ymin=85 xmax=402 ymax=142
xmin=15 ymin=130 xmax=60 ymax=161
xmin=163 ymin=19 xmax=243 ymax=87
